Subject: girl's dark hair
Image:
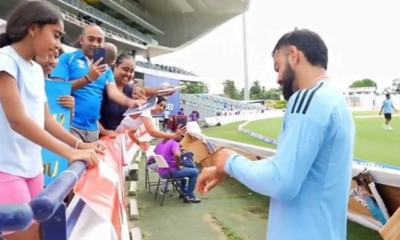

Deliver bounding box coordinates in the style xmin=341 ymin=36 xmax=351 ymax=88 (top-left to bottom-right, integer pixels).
xmin=0 ymin=1 xmax=62 ymax=48
xmin=156 ymin=95 xmax=166 ymax=104
xmin=113 ymin=53 xmax=134 ymax=70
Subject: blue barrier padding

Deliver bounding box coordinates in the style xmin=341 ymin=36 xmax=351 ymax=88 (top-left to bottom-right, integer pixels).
xmin=30 ymin=161 xmax=87 ymax=222
xmin=0 ymin=203 xmax=33 ymax=232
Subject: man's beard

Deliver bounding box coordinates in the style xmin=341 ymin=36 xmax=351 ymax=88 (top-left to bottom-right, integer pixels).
xmin=281 ymin=62 xmax=296 ymax=101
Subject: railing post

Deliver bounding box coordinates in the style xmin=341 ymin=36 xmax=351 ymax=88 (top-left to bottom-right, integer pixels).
xmin=41 ymin=203 xmax=67 ymax=240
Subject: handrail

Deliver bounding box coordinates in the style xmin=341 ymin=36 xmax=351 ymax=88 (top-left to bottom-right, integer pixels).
xmin=0 ymin=204 xmax=33 ymax=232
xmin=29 ymin=161 xmax=87 ymax=222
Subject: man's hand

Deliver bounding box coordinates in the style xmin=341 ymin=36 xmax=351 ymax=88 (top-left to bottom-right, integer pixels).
xmin=88 ymin=58 xmax=107 ymax=81
xmin=196 ymin=148 xmax=237 ymax=195
xmin=196 ymin=166 xmax=226 ymax=195
xmin=213 ymin=148 xmax=238 ymax=173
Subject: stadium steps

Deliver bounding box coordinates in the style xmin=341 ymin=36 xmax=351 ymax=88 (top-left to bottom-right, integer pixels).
xmin=127 ymin=150 xmax=143 ymax=239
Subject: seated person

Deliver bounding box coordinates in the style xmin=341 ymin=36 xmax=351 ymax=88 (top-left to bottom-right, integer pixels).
xmin=159 ymin=135 xmax=201 ymax=203
xmin=147 ymin=133 xmax=172 ymax=195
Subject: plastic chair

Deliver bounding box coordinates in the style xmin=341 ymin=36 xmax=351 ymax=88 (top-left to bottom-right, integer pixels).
xmin=153 ymin=155 xmax=185 ymax=206
xmin=144 ymin=151 xmax=161 ymax=194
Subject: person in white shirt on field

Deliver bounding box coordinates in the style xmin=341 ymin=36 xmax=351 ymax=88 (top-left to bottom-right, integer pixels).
xmin=162 ymin=109 xmax=170 ymax=129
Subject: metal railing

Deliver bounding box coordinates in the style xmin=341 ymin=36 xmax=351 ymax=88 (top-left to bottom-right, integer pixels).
xmin=59 ymin=0 xmax=157 ymax=44
xmin=0 ymin=161 xmax=87 ymax=240
xmin=58 ymin=7 xmax=148 ymax=49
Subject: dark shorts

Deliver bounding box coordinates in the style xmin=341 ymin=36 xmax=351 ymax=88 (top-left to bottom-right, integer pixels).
xmin=384 ymin=113 xmax=392 ymax=120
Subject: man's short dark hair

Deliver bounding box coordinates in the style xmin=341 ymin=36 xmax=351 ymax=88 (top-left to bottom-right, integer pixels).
xmin=386 ymin=93 xmax=391 ymax=98
xmin=272 ymin=29 xmax=328 ymax=70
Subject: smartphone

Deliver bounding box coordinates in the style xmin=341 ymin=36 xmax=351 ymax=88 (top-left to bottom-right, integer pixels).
xmin=93 ymin=48 xmax=106 ymax=65
xmin=176 ymin=116 xmax=187 ymax=128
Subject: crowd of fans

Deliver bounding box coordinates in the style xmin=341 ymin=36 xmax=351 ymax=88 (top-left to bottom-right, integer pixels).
xmin=0 ymin=2 xmax=201 ymax=240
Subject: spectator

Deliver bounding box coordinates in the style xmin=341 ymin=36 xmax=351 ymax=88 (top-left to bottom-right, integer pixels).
xmin=159 ymin=136 xmax=201 ymax=203
xmin=0 ymin=2 xmax=103 ymax=240
xmin=34 ymin=48 xmax=75 ymax=113
xmin=189 ymin=110 xmax=200 ymax=121
xmin=147 ymin=133 xmax=172 ymax=196
xmin=116 ymin=96 xmax=186 ymax=144
xmin=178 ymin=108 xmax=185 ymax=116
xmin=162 ymin=108 xmax=170 ymax=129
xmin=98 ymin=46 xmax=180 ymax=137
xmin=99 ymin=51 xmax=135 ymax=137
xmin=50 ymin=25 xmax=145 ymax=143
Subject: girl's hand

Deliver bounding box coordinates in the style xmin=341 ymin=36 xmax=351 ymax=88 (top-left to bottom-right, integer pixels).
xmin=66 ymin=148 xmax=100 ymax=166
xmin=58 ymin=96 xmax=75 ymax=111
xmin=138 ymin=141 xmax=149 ymax=151
xmin=78 ymin=140 xmax=106 ymax=155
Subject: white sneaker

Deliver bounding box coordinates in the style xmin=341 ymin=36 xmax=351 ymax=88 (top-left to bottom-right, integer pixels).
xmin=388 ymin=125 xmax=393 ymax=131
xmin=384 ymin=125 xmax=388 ymax=130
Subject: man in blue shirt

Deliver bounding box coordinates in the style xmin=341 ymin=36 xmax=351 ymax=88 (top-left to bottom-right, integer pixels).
xmin=196 ymin=29 xmax=355 ymax=240
xmin=51 ymin=25 xmax=144 ymax=142
xmin=379 ymin=93 xmax=397 ymax=130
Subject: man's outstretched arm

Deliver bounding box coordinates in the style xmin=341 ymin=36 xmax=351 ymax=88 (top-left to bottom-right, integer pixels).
xmin=224 ymin=116 xmax=326 ymax=201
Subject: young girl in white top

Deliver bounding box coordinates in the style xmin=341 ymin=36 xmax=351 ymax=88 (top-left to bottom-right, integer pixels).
xmin=0 ymin=2 xmax=103 ymax=240
xmin=116 ymin=95 xmax=185 ymax=150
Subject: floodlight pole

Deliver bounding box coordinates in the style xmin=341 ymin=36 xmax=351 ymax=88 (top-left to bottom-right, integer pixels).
xmin=242 ymin=13 xmax=250 ymax=101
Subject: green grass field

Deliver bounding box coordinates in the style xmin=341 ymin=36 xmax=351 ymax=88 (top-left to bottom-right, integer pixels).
xmin=137 ymin=111 xmax=397 ymax=240
xmin=203 ymin=112 xmax=400 ymax=167
xmin=198 ymin=112 xmax=399 ymax=240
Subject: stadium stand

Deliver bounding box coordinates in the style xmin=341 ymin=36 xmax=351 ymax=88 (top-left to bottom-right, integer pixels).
xmin=182 ymin=94 xmax=266 ymax=112
xmin=136 ymin=61 xmax=197 ymax=76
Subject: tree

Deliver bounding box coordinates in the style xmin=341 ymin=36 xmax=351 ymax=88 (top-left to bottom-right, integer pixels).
xmin=264 ymin=88 xmax=280 ymax=100
xmin=250 ymin=80 xmax=262 ymax=98
xmin=180 ymin=82 xmax=209 ymax=94
xmin=222 ymin=80 xmax=241 ymax=99
xmin=349 ymin=79 xmax=377 ymax=89
xmin=392 ymin=78 xmax=400 ymax=94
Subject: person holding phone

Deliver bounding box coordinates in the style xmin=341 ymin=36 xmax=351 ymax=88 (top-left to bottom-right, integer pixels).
xmin=50 ymin=25 xmax=145 ymax=142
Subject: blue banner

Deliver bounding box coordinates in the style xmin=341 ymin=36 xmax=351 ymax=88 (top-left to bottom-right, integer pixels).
xmin=43 ymin=81 xmax=72 ymax=186
xmin=144 ymin=74 xmax=180 ymax=116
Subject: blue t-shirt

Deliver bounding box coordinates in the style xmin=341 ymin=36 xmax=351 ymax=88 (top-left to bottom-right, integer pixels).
xmin=225 ymin=81 xmax=355 ymax=240
xmin=99 ymin=84 xmax=133 ymax=131
xmin=382 ymin=99 xmax=393 ymax=114
xmin=50 ymin=50 xmax=115 ymax=131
